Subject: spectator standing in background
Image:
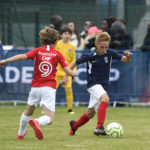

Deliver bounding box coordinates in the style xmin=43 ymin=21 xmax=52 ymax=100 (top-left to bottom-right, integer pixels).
xmin=84 ymin=26 xmax=103 ymax=50
xmin=0 ymin=27 xmax=77 ymax=140
xmin=141 ymin=24 xmax=150 ymax=52
xmin=66 ymin=32 xmax=132 ymax=136
xmin=68 ymin=22 xmax=84 ymax=50
xmin=55 ymin=26 xmax=76 ymax=114
xmin=118 ymin=19 xmax=127 ymax=27
xmin=49 ymin=14 xmax=63 ymax=37
xmin=100 ymin=16 xmax=116 ymax=34
xmin=109 ymin=20 xmax=133 ymax=50
xmin=80 ymin=20 xmax=94 ymax=39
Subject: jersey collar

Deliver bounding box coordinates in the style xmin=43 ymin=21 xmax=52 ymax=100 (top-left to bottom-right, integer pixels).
xmin=45 ymin=45 xmax=54 ymax=51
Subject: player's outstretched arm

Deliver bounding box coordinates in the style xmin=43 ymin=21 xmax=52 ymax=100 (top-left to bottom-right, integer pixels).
xmin=0 ymin=54 xmax=28 ymax=67
xmin=121 ymin=51 xmax=132 ymax=63
xmin=69 ymin=61 xmax=77 ymax=70
xmin=62 ymin=61 xmax=77 ymax=85
xmin=63 ymin=61 xmax=77 ymax=76
xmin=63 ymin=66 xmax=78 ymax=77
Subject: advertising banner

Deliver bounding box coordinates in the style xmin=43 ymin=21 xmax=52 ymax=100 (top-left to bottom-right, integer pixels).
xmin=0 ymin=50 xmax=150 ymax=104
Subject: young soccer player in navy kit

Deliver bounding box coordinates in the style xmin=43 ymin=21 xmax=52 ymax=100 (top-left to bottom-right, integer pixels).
xmin=67 ymin=32 xmax=132 ymax=136
xmin=0 ymin=27 xmax=77 ymax=140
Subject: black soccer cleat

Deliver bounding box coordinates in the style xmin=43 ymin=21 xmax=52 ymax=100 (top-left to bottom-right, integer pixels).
xmin=68 ymin=109 xmax=75 ymax=115
xmin=94 ymin=125 xmax=107 ymax=136
xmin=69 ymin=120 xmax=76 ymax=135
xmin=68 ymin=109 xmax=73 ymax=112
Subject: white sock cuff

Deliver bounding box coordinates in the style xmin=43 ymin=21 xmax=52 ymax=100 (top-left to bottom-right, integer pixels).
xmin=18 ymin=113 xmax=30 ymax=136
xmin=36 ymin=116 xmax=51 ymax=126
xmin=22 ymin=113 xmax=30 ymax=121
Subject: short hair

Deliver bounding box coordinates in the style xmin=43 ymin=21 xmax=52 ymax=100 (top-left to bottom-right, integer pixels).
xmin=61 ymin=26 xmax=72 ymax=35
xmin=95 ymin=32 xmax=111 ymax=44
xmin=39 ymin=26 xmax=59 ymax=45
xmin=85 ymin=20 xmax=94 ymax=26
xmin=51 ymin=14 xmax=63 ymax=24
xmin=104 ymin=16 xmax=117 ymax=28
xmin=118 ymin=19 xmax=127 ymax=26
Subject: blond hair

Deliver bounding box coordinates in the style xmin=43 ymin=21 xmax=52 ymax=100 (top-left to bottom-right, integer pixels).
xmin=95 ymin=32 xmax=111 ymax=44
xmin=39 ymin=26 xmax=59 ymax=45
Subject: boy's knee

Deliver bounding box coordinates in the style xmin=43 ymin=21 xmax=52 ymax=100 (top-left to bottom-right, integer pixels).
xmin=103 ymin=97 xmax=109 ymax=103
xmin=100 ymin=94 xmax=109 ymax=103
xmin=86 ymin=111 xmax=95 ymax=119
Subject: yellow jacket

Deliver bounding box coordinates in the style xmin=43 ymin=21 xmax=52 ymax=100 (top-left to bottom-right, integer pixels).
xmin=55 ymin=40 xmax=76 ymax=77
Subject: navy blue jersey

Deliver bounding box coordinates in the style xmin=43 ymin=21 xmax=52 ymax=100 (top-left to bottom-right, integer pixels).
xmin=76 ymin=49 xmax=123 ymax=90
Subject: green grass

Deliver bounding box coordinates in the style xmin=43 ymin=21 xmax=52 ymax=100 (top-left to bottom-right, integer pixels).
xmin=0 ymin=106 xmax=150 ymax=150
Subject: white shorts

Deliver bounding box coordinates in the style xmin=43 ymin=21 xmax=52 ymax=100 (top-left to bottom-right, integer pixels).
xmin=87 ymin=84 xmax=106 ymax=112
xmin=27 ymin=87 xmax=56 ymax=112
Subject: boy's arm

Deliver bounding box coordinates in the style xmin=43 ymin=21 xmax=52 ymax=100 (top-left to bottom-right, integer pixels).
xmin=121 ymin=51 xmax=132 ymax=63
xmin=72 ymin=46 xmax=77 ymax=72
xmin=63 ymin=64 xmax=77 ymax=77
xmin=69 ymin=61 xmax=77 ymax=70
xmin=63 ymin=61 xmax=77 ymax=77
xmin=0 ymin=54 xmax=28 ymax=67
xmin=62 ymin=61 xmax=77 ymax=85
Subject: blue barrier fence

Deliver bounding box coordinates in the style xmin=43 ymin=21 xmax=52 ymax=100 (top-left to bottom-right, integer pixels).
xmin=0 ymin=49 xmax=150 ymax=104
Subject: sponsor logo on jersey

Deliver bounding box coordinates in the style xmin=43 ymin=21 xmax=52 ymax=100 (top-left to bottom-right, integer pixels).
xmin=104 ymin=56 xmax=108 ymax=63
xmin=92 ymin=60 xmax=97 ymax=63
xmin=68 ymin=49 xmax=71 ymax=53
xmin=38 ymin=51 xmax=57 ymax=56
xmin=42 ymin=56 xmax=51 ymax=61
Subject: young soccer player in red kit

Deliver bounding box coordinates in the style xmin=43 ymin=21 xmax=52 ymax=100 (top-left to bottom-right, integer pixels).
xmin=0 ymin=26 xmax=77 ymax=140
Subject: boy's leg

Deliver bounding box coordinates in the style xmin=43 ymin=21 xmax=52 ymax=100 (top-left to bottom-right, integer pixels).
xmin=29 ymin=87 xmax=56 ymax=140
xmin=65 ymin=88 xmax=73 ymax=112
xmin=96 ymin=101 xmax=108 ymax=129
xmin=63 ymin=77 xmax=74 ymax=113
xmin=69 ymin=108 xmax=95 ymax=135
xmin=29 ymin=105 xmax=54 ymax=140
xmin=87 ymin=85 xmax=108 ymax=136
xmin=17 ymin=104 xmax=35 ymax=139
xmin=94 ymin=93 xmax=109 ymax=136
xmin=36 ymin=105 xmax=54 ymax=126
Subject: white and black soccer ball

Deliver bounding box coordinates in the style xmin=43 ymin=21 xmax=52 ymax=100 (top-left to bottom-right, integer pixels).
xmin=106 ymin=122 xmax=123 ymax=138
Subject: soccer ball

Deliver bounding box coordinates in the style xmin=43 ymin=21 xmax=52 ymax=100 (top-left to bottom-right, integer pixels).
xmin=106 ymin=122 xmax=123 ymax=138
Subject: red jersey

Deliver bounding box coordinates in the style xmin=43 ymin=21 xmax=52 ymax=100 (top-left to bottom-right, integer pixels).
xmin=25 ymin=45 xmax=68 ymax=88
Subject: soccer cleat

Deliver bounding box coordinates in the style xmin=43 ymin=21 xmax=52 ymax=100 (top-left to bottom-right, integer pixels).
xmin=17 ymin=130 xmax=27 ymax=140
xmin=68 ymin=109 xmax=75 ymax=115
xmin=94 ymin=125 xmax=107 ymax=136
xmin=69 ymin=120 xmax=77 ymax=135
xmin=29 ymin=119 xmax=43 ymax=140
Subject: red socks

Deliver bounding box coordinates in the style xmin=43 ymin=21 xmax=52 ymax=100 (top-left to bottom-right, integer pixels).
xmin=72 ymin=102 xmax=108 ymax=130
xmin=73 ymin=113 xmax=89 ymax=129
xmin=97 ymin=101 xmax=108 ymax=129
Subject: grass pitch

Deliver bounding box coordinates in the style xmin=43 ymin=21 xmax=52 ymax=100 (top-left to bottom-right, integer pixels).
xmin=0 ymin=106 xmax=150 ymax=150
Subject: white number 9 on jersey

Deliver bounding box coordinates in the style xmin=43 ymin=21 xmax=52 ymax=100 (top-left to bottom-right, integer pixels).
xmin=39 ymin=62 xmax=52 ymax=77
